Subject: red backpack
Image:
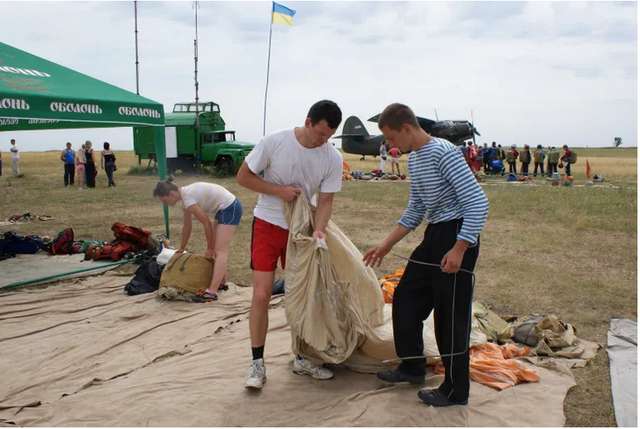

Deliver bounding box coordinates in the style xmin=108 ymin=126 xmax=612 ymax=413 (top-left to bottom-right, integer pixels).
xmin=50 ymin=228 xmax=75 ymax=255
xmin=111 ymin=223 xmax=150 ymax=249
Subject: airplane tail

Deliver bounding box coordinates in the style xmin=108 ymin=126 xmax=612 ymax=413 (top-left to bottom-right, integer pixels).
xmin=335 ymin=116 xmax=369 ymax=139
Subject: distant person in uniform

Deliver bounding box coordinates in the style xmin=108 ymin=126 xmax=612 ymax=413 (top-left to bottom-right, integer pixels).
xmin=60 ymin=142 xmax=75 ymax=187
xmin=519 ymin=144 xmax=531 ymax=176
xmin=10 ymin=139 xmax=20 ymax=176
xmin=547 ymin=146 xmax=559 ymax=176
xmin=506 ymin=144 xmax=518 ymax=175
xmin=101 ymin=142 xmax=117 ymax=187
xmin=389 ymin=145 xmax=402 ymax=175
xmin=481 ymin=143 xmax=489 ymax=172
xmin=533 ymin=145 xmax=545 ymax=177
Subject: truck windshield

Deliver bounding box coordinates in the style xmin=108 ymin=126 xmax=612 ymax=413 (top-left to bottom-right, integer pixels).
xmin=203 ymin=132 xmax=236 ymax=144
xmin=173 ymin=103 xmax=220 ymax=113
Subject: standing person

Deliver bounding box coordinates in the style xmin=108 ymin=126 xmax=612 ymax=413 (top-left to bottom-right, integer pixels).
xmin=379 ymin=140 xmax=388 ymax=173
xmin=60 ymin=142 xmax=75 ymax=187
xmin=389 ymin=145 xmax=402 ymax=176
xmin=519 ymin=144 xmax=531 ymax=176
xmin=236 ymin=100 xmax=343 ymax=389
xmin=0 ymin=145 xmax=3 ymax=177
xmin=463 ymin=141 xmax=473 ymax=170
xmin=481 ymin=143 xmax=489 ymax=172
xmin=153 ymin=180 xmax=243 ymax=300
xmin=101 ymin=142 xmax=117 ymax=187
xmin=9 ymin=139 xmax=20 ymax=176
xmin=494 ymin=143 xmax=505 ymax=175
xmin=487 ymin=142 xmax=497 ymax=163
xmin=76 ymin=143 xmax=86 ymax=189
xmin=533 ymin=145 xmax=545 ymax=177
xmin=476 ymin=143 xmax=485 ymax=173
xmin=84 ymin=141 xmax=96 ymax=188
xmin=363 ymin=103 xmax=489 ymax=407
xmin=506 ymin=144 xmax=519 ymax=174
xmin=496 ymin=144 xmax=506 ymax=163
xmin=560 ymin=144 xmax=575 ymax=177
xmin=547 ymin=146 xmax=559 ymax=176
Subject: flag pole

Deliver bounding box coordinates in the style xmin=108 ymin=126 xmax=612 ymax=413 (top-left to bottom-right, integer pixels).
xmin=262 ymin=2 xmax=274 ymax=136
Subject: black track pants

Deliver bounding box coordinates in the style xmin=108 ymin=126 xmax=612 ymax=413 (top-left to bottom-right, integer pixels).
xmin=392 ymin=218 xmax=479 ymax=401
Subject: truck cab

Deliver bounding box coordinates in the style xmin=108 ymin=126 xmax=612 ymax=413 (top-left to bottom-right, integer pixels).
xmin=132 ymin=101 xmax=255 ymax=174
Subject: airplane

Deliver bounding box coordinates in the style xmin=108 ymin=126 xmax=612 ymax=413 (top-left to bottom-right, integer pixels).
xmin=334 ymin=114 xmax=480 ymax=157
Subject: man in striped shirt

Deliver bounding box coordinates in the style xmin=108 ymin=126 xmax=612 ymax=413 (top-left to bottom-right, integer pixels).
xmin=364 ymin=103 xmax=489 ymax=407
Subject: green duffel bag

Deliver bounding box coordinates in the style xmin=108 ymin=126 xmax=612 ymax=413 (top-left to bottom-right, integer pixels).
xmin=159 ymin=252 xmax=213 ymax=295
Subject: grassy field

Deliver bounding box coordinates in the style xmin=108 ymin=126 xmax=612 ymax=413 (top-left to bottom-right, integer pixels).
xmin=0 ymin=147 xmax=636 ymax=426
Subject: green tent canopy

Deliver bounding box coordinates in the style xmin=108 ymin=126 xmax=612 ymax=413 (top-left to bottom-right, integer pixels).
xmin=0 ymin=41 xmax=170 ymax=236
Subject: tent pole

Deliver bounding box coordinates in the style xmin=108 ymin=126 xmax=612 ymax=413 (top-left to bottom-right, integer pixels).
xmin=154 ymin=126 xmax=170 ymax=238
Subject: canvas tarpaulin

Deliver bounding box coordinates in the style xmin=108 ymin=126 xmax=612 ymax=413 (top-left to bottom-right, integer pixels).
xmin=0 ymin=273 xmax=578 ymax=426
xmin=607 ymin=318 xmax=637 ymax=427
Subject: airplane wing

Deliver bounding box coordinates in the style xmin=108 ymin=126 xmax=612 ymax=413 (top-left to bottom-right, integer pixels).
xmin=368 ymin=113 xmax=436 ymax=132
xmin=333 ymin=134 xmax=366 ymax=139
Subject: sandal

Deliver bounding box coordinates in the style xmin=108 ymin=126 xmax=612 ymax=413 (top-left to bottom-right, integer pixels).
xmin=219 ymin=283 xmax=229 ymax=292
xmin=200 ymin=290 xmax=218 ymax=301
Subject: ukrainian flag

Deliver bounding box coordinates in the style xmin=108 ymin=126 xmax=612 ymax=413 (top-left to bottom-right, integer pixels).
xmin=272 ymin=2 xmax=295 ymax=26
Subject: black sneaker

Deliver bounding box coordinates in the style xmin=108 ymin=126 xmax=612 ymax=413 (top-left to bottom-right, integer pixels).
xmin=418 ymin=388 xmax=468 ymax=407
xmin=376 ymin=368 xmax=425 ymax=385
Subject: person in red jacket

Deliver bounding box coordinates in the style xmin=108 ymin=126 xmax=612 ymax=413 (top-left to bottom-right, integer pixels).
xmin=560 ymin=145 xmax=574 ymax=177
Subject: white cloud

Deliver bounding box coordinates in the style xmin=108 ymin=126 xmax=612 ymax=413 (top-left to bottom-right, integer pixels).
xmin=0 ymin=0 xmax=636 ymax=151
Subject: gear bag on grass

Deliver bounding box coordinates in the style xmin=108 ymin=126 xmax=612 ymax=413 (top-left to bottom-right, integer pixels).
xmin=49 ymin=228 xmax=74 ymax=255
xmin=158 ymin=252 xmax=214 ymax=296
xmin=111 ymin=222 xmax=151 ymax=249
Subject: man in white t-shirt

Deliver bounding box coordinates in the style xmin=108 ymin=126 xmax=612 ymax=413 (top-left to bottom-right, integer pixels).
xmin=236 ymin=100 xmax=343 ymax=389
xmin=10 ymin=139 xmax=19 ymax=176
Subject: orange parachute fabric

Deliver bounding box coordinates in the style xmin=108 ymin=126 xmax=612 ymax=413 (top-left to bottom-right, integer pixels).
xmin=342 ymin=160 xmax=352 ymax=181
xmin=435 ymin=342 xmax=539 ymax=390
xmin=379 ymin=267 xmax=405 ymax=303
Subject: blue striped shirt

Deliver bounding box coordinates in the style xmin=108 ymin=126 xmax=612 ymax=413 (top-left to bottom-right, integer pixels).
xmin=398 ymin=137 xmax=489 ymax=245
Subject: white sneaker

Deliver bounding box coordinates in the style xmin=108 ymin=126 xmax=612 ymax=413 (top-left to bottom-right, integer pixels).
xmin=293 ymin=357 xmax=334 ymax=380
xmin=245 ymin=358 xmax=267 ymax=389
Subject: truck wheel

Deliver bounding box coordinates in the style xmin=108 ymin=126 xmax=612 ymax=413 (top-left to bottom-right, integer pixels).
xmin=215 ymin=157 xmax=234 ymax=176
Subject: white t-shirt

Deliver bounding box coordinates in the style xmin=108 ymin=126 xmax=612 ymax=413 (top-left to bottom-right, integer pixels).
xmin=10 ymin=145 xmax=19 ymax=160
xmin=180 ymin=182 xmax=236 ymax=216
xmin=245 ymin=129 xmax=343 ymax=229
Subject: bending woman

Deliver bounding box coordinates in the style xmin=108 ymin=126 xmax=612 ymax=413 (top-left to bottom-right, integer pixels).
xmin=154 ymin=180 xmax=243 ymax=300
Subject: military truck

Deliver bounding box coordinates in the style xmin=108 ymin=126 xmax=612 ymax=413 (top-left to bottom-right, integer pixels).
xmin=133 ymin=101 xmax=255 ymax=174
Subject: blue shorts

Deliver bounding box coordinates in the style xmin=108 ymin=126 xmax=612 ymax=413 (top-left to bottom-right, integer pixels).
xmin=215 ymin=198 xmax=243 ymax=226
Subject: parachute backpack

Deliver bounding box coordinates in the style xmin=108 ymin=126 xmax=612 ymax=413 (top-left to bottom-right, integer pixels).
xmin=568 ymin=151 xmax=578 ymax=164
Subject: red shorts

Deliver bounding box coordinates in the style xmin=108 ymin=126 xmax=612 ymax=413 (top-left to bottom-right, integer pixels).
xmin=251 ymin=217 xmax=289 ymax=272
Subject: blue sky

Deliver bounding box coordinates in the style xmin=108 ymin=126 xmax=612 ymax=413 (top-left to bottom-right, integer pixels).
xmin=0 ymin=1 xmax=637 ymax=151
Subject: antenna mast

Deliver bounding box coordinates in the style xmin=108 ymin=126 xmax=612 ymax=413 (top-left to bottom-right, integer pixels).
xmin=134 ymin=0 xmax=140 ymax=94
xmin=193 ymin=0 xmax=200 ymax=130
